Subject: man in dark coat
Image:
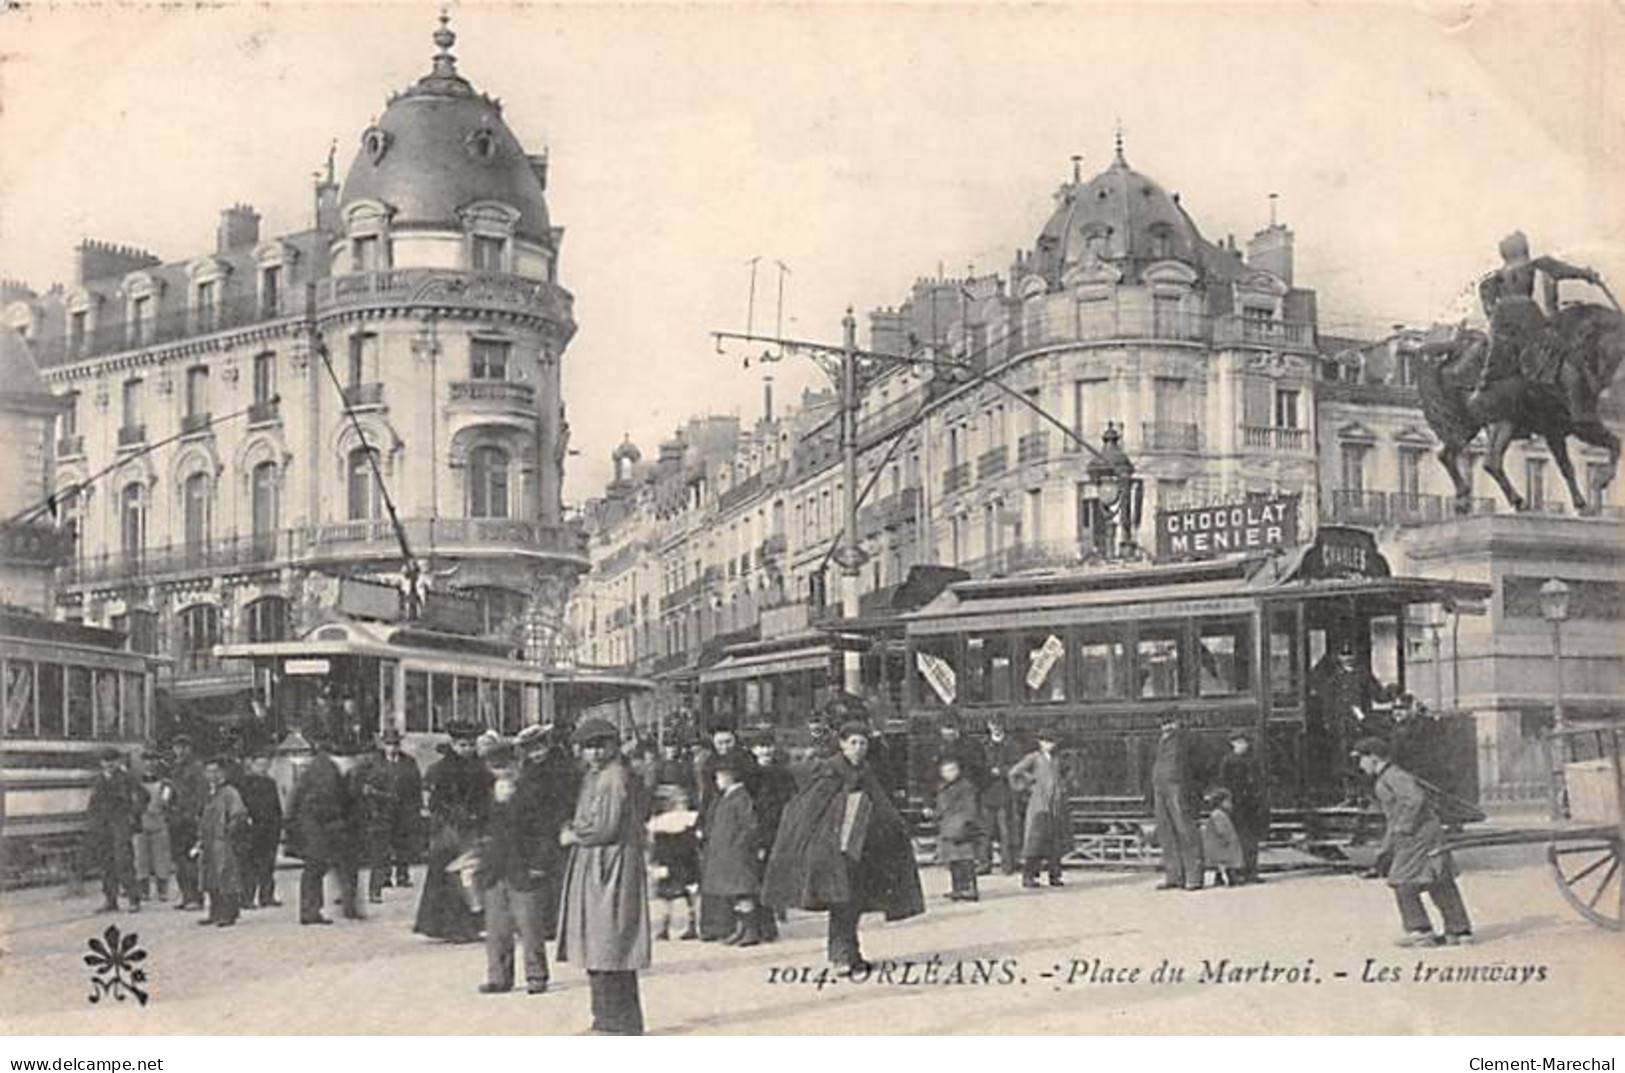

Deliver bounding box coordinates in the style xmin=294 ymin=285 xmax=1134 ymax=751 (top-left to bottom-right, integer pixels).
xmin=414 ymin=722 xmax=492 ymax=942
xmin=87 ymin=748 xmax=146 ymax=913
xmin=288 ymin=735 xmax=360 ymax=925
xmin=748 ymin=736 xmax=796 ymax=939
xmin=236 ymin=750 xmax=284 ymax=908
xmin=166 ymin=735 xmax=207 ymax=911
xmin=700 ymin=751 xmax=764 ymax=946
xmin=353 ymin=729 xmax=414 ymax=902
xmin=1151 ymin=714 xmax=1203 ymax=891
xmin=978 ymin=718 xmax=1022 ymax=875
xmin=196 ymin=757 xmax=249 ymax=927
xmin=1308 ymin=639 xmax=1383 ymax=804
xmin=515 ymin=723 xmax=577 ymax=939
xmin=1354 ymin=736 xmax=1473 ymax=946
xmin=761 ymin=719 xmax=925 ymax=973
xmin=695 ymin=724 xmax=760 ymax=940
xmin=476 ymin=744 xmax=557 ymax=995
xmin=1217 ymin=730 xmax=1267 ymax=884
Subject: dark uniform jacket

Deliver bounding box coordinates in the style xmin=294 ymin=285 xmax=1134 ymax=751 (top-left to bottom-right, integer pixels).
xmin=288 ymin=752 xmax=354 ymax=862
xmin=981 ymin=736 xmax=1022 ymax=808
xmin=751 ymin=762 xmax=798 ymax=851
xmin=700 ymin=785 xmax=761 ymax=897
xmin=424 ymin=751 xmax=494 ymax=848
xmin=236 ymin=772 xmax=283 ymax=851
xmin=697 ymin=748 xmax=760 ymax=820
xmin=1218 ymin=751 xmax=1266 ymax=835
xmin=167 ymin=759 xmax=207 ymax=828
xmin=478 ymin=768 xmax=563 ymax=892
xmin=86 ymin=770 xmax=148 ymax=861
xmin=761 ymin=755 xmax=925 ymax=921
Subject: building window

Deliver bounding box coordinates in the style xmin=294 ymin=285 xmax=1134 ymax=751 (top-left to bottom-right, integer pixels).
xmin=352 ymin=234 xmax=382 ymax=272
xmin=1340 ymin=443 xmax=1368 ymax=493
xmin=347 ymin=333 xmax=375 ymax=386
xmin=1526 ymin=458 xmax=1547 ymax=509
xmin=131 ymin=296 xmax=151 ymax=345
xmin=182 ymin=473 xmax=210 ymax=550
xmin=70 ymin=310 xmax=88 ymax=353
xmin=253 ymin=352 xmax=276 ymax=407
xmin=243 ymin=596 xmax=288 ymax=643
xmin=470 ymin=339 xmax=510 ymax=380
xmin=261 ymin=265 xmax=281 ymax=315
xmin=468 ymin=445 xmax=510 ymax=518
xmin=177 ymin=604 xmax=221 ymax=673
xmin=347 ymin=447 xmax=380 ymax=520
xmin=1398 ymin=447 xmax=1423 ymax=499
xmin=196 ymin=280 xmax=218 ymax=329
xmin=59 ymin=392 xmax=78 ymax=440
xmin=122 ymin=378 xmax=143 ymax=430
xmin=1274 ymin=388 xmax=1300 ymax=429
xmin=185 ymin=366 xmax=209 ymax=419
xmin=120 ymin=483 xmax=145 ymax=560
xmin=252 ymin=461 xmax=279 ymax=547
xmin=471 ymin=235 xmax=505 ymax=272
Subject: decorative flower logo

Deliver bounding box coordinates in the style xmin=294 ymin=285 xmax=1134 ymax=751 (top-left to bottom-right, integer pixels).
xmin=84 ymin=925 xmax=148 ymax=1006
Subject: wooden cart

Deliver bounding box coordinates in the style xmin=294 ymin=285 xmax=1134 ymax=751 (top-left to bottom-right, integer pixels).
xmin=1446 ymin=718 xmax=1624 ymax=930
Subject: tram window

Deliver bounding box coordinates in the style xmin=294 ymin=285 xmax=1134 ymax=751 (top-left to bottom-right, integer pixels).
xmin=458 ymin=677 xmax=481 ymax=726
xmin=502 ymin=681 xmax=522 ymax=734
xmin=66 ymin=665 xmax=93 ymax=738
xmin=479 ymin=679 xmax=500 ymax=729
xmin=37 ymin=663 xmax=64 ymax=737
xmin=744 ymin=679 xmax=762 ymax=720
xmin=1369 ymin=613 xmax=1402 ymax=689
xmin=782 ymin=670 xmax=809 ymax=727
xmin=122 ymin=672 xmax=146 ymax=741
xmin=404 ymin=671 xmax=430 ymax=733
xmin=379 ymin=660 xmax=398 ymax=732
xmin=1023 ymin=631 xmax=1067 ymax=703
xmin=1269 ymin=609 xmax=1299 ymax=699
xmin=524 ymin=684 xmax=540 ymax=726
xmin=94 ymin=669 xmax=121 ymax=739
xmin=1075 ymin=632 xmax=1129 ymax=700
xmin=1196 ymin=619 xmax=1251 ymax=696
xmin=1137 ymin=625 xmax=1184 ymax=699
xmin=911 ymin=636 xmax=958 ymax=708
xmin=431 ymin=673 xmax=453 ymax=732
xmin=966 ymin=632 xmax=1014 ymax=704
xmin=4 ymin=660 xmax=36 ymax=736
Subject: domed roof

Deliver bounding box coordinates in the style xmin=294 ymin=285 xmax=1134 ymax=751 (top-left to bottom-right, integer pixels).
xmin=338 ymin=16 xmax=552 ymax=244
xmin=1030 ymin=139 xmax=1210 ymax=285
xmin=612 ymin=436 xmax=642 ymax=464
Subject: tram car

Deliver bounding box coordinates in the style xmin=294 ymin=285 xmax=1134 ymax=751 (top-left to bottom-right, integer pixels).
xmin=897 ymin=526 xmax=1489 ymax=859
xmin=1 ymin=609 xmax=155 ymax=886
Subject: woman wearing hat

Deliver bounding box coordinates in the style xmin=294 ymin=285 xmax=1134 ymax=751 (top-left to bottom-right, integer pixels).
xmin=413 ymin=721 xmax=493 ymax=942
xmin=555 ymin=718 xmax=652 ymax=1035
xmin=761 ymin=716 xmax=925 ymax=973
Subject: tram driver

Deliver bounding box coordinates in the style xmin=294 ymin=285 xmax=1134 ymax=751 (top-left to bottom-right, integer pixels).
xmin=1307 ymin=635 xmax=1382 ymax=806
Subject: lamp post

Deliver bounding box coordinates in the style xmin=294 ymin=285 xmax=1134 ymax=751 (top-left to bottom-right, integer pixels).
xmin=1081 ymin=423 xmax=1144 ymax=560
xmin=1540 ymin=577 xmax=1571 ymax=819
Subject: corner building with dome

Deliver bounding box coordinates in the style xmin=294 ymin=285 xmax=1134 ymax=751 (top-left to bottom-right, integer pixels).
xmin=2 ymin=19 xmax=586 ymax=726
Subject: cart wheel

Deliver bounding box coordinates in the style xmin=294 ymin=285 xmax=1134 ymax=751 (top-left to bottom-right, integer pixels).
xmin=1547 ymin=837 xmax=1624 ymax=930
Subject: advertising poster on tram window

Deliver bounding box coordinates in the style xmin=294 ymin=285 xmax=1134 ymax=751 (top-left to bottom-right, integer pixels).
xmin=1 ymin=1 xmax=1622 ymax=1063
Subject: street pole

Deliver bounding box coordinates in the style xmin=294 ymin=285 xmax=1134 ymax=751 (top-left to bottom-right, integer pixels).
xmin=839 ymin=308 xmax=863 ymax=696
xmin=1550 ymin=617 xmax=1566 ymax=821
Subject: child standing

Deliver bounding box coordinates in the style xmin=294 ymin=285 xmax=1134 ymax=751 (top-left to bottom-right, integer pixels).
xmin=647 ymin=787 xmax=700 ymax=941
xmin=699 ymin=753 xmax=763 ymax=946
xmin=934 ymin=757 xmax=982 ymax=901
xmin=1200 ymin=787 xmax=1243 ymax=888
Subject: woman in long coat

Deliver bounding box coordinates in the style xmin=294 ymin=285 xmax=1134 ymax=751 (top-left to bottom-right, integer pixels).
xmin=555 ymin=719 xmax=652 ymax=1035
xmin=1008 ymin=728 xmax=1068 ymax=887
xmin=761 ymin=720 xmax=925 ymax=972
xmin=414 ymin=726 xmax=493 ymax=942
xmin=197 ymin=758 xmax=249 ymax=926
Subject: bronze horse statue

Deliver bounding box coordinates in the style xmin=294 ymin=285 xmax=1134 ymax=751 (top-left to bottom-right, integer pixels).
xmin=1409 ymin=298 xmax=1624 ymax=514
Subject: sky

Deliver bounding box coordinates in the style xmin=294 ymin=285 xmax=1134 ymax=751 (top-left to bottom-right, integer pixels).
xmin=2 ymin=2 xmax=1621 ymax=501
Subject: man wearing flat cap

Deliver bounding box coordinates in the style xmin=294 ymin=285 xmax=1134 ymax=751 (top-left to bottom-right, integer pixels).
xmin=556 ymin=718 xmax=652 ymax=1034
xmin=354 ymin=727 xmax=422 ymax=902
xmin=87 ymin=748 xmax=146 ymax=913
xmin=1353 ymin=736 xmax=1473 ymax=947
xmin=762 ymin=713 xmax=925 ymax=974
xmin=414 ymin=721 xmax=492 ymax=942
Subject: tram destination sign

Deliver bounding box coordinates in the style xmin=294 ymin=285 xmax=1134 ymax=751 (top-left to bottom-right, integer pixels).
xmin=1155 ymin=495 xmax=1299 ymax=561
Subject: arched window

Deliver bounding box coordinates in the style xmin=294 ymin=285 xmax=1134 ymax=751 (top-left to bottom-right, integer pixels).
xmin=251 ymin=461 xmax=279 ymax=556
xmin=183 ymin=472 xmax=210 ymax=550
xmin=120 ymin=483 xmax=145 ymax=562
xmin=177 ymin=604 xmax=220 ymax=673
xmin=469 ymin=445 xmax=510 ymax=519
xmin=244 ymin=596 xmax=288 ymax=643
xmin=347 ymin=447 xmax=380 ymax=520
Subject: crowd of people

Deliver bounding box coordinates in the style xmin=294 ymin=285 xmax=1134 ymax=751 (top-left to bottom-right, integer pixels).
xmin=78 ymin=687 xmax=1473 ymax=1034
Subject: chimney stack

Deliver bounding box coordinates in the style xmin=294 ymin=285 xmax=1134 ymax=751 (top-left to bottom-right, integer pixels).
xmin=74 ymin=240 xmax=161 ymax=285
xmin=217 ymin=203 xmax=261 ymax=253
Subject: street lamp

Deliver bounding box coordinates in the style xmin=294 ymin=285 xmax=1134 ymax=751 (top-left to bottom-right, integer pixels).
xmin=1081 ymin=423 xmax=1144 ymax=560
xmin=1540 ymin=577 xmax=1571 ymax=819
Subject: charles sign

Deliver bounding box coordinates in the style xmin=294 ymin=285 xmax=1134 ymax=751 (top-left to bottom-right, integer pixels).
xmin=1156 ymin=495 xmax=1299 ymax=561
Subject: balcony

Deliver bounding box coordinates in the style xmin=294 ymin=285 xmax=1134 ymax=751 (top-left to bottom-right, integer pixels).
xmin=1141 ymin=422 xmax=1200 ymax=452
xmin=1241 ymin=425 xmax=1309 ymax=451
xmin=1323 ymin=489 xmax=1389 ymax=526
xmin=1015 ymin=304 xmax=1315 ymax=354
xmin=247 ymin=399 xmax=281 ymax=426
xmin=305 ymin=516 xmax=589 ymax=566
xmin=758 ymin=532 xmax=788 ymax=561
xmin=943 ymin=462 xmax=971 ymax=495
xmin=315 ymin=268 xmax=574 ymax=325
xmin=342 ymin=382 xmax=385 ymax=409
xmin=961 ymin=540 xmax=1080 ymax=580
xmin=884 ymin=486 xmax=922 ymax=529
xmin=57 ymin=528 xmax=310 ymax=588
xmin=1017 ymin=430 xmax=1050 ymax=465
xmin=32 ymin=291 xmax=299 ymax=365
xmin=117 ymin=424 xmax=146 ymax=448
xmin=180 ymin=412 xmax=212 ymax=437
xmin=660 ymin=577 xmax=703 ymax=613
xmin=0 ymin=522 xmax=73 ymax=568
xmin=448 ymin=379 xmax=537 ymax=410
xmin=977 ymin=446 xmax=1008 ymax=482
xmin=56 ymin=434 xmax=84 ymax=459
xmin=1212 ymin=314 xmax=1316 ymax=350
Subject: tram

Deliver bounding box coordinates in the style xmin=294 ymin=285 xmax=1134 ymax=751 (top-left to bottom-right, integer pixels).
xmin=1 ymin=609 xmax=156 ymax=885
xmin=896 ymin=526 xmax=1491 ymax=857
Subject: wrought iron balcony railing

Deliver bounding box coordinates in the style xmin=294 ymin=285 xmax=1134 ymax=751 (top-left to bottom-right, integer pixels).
xmin=247 ymin=399 xmax=281 ymax=426
xmin=117 ymin=424 xmax=146 ymax=448
xmin=448 ymin=379 xmax=537 ymax=407
xmin=943 ymin=462 xmax=971 ymax=495
xmin=342 ymin=382 xmax=384 ymax=408
xmin=56 ymin=434 xmax=84 ymax=459
xmin=1017 ymin=430 xmax=1050 ymax=465
xmin=180 ymin=412 xmax=212 ymax=437
xmin=977 ymin=446 xmax=1008 ymax=482
xmin=1141 ymin=422 xmax=1200 ymax=452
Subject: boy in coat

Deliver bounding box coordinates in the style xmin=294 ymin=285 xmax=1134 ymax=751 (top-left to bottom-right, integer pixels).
xmin=87 ymin=748 xmax=147 ymax=913
xmin=761 ymin=718 xmax=925 ymax=974
xmin=195 ymin=758 xmax=249 ymax=926
xmin=1009 ymin=727 xmax=1068 ymax=888
xmin=701 ymin=752 xmax=764 ymax=946
xmin=933 ymin=757 xmax=981 ymax=901
xmin=1353 ymin=736 xmax=1473 ymax=947
xmin=556 ymin=718 xmax=652 ymax=1035
xmin=236 ymin=751 xmax=283 ymax=908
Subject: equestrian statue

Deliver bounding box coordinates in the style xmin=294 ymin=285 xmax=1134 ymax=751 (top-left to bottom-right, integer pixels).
xmin=1405 ymin=231 xmax=1623 ymax=514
